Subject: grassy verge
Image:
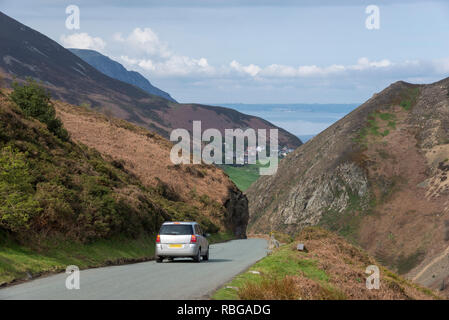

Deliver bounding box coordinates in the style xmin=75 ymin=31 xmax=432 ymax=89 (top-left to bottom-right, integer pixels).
xmin=0 ymin=234 xmax=156 ymax=286
xmin=213 ymin=228 xmax=441 ymax=300
xmin=213 ymin=244 xmax=332 ymax=300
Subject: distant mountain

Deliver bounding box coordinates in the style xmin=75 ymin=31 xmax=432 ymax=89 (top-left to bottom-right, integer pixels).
xmin=69 ymin=49 xmax=176 ymax=102
xmin=0 ymin=11 xmax=301 ymax=149
xmin=246 ymin=77 xmax=449 ymax=295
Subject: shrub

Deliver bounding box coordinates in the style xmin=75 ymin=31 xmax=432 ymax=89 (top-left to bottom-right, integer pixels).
xmin=0 ymin=146 xmax=41 ymax=232
xmin=9 ymin=79 xmax=69 ymax=141
xmin=155 ymin=178 xmax=181 ymax=202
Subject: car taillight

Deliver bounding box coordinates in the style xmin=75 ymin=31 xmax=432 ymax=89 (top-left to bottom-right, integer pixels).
xmin=156 ymin=235 xmax=160 ymax=243
xmin=190 ymin=235 xmax=197 ymax=243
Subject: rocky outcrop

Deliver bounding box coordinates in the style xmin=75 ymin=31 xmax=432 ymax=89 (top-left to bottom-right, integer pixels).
xmin=272 ymin=162 xmax=369 ymax=232
xmin=224 ymin=187 xmax=249 ymax=239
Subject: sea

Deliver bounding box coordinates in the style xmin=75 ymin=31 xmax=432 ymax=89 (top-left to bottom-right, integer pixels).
xmin=219 ymin=103 xmax=359 ymax=143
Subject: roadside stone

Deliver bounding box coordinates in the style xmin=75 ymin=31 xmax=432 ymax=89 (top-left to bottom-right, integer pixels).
xmin=249 ymin=270 xmax=260 ymax=274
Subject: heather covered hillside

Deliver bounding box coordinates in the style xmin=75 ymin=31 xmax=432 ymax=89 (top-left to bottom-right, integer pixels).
xmin=54 ymin=97 xmax=249 ymax=238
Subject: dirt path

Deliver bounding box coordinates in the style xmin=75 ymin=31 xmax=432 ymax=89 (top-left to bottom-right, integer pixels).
xmin=413 ymin=245 xmax=449 ymax=286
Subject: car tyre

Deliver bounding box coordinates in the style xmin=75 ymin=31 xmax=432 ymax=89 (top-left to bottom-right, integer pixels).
xmin=194 ymin=247 xmax=201 ymax=262
xmin=156 ymin=257 xmax=163 ymax=263
xmin=203 ymin=246 xmax=209 ymax=261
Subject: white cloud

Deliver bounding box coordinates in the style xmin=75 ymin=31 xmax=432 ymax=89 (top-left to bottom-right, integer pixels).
xmin=116 ymin=28 xmax=215 ymax=76
xmin=138 ymin=59 xmax=156 ymax=71
xmin=112 ymin=32 xmax=125 ymax=42
xmin=116 ymin=29 xmax=215 ymax=76
xmin=60 ymin=33 xmax=106 ymax=52
xmin=227 ymin=57 xmax=394 ymax=79
xmin=350 ymin=57 xmax=392 ymax=70
xmin=230 ymin=60 xmax=262 ymax=77
xmin=432 ymin=58 xmax=449 ymax=73
xmin=116 ymin=27 xmax=172 ymax=58
xmin=120 ymin=55 xmax=215 ymax=76
xmin=257 ymin=58 xmax=392 ymax=78
xmin=158 ymin=56 xmax=214 ymax=75
xmin=120 ymin=55 xmax=139 ymax=65
xmin=112 ymin=27 xmax=448 ymax=86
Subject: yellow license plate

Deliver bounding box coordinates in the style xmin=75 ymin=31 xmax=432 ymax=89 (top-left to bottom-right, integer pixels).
xmin=169 ymin=244 xmax=183 ymax=248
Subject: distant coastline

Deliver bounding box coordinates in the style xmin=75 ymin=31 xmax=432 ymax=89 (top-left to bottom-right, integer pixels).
xmin=217 ymin=103 xmax=359 ymax=142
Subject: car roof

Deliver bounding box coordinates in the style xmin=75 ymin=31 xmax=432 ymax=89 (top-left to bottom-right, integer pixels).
xmin=162 ymin=221 xmax=197 ymax=225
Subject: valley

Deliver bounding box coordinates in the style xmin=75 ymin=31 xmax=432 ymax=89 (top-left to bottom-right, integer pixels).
xmin=1 ymin=4 xmax=449 ymax=302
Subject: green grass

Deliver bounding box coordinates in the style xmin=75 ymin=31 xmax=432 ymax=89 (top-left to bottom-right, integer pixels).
xmin=212 ymin=244 xmax=328 ymax=300
xmin=400 ymin=88 xmax=420 ymax=111
xmin=220 ymin=162 xmax=269 ymax=191
xmin=378 ymin=113 xmax=394 ymax=121
xmin=0 ymin=234 xmax=156 ymax=286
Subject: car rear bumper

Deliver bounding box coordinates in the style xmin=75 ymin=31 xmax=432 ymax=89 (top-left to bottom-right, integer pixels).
xmin=156 ymin=243 xmax=199 ymax=257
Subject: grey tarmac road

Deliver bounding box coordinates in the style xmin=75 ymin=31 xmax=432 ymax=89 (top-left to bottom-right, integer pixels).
xmin=0 ymin=238 xmax=267 ymax=300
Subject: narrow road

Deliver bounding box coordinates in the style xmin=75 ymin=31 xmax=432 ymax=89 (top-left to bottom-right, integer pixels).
xmin=0 ymin=238 xmax=267 ymax=300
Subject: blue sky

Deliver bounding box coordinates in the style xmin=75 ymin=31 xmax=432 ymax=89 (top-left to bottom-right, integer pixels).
xmin=2 ymin=0 xmax=449 ymax=103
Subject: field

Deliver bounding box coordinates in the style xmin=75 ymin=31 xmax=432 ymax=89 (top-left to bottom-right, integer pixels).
xmin=220 ymin=162 xmax=271 ymax=191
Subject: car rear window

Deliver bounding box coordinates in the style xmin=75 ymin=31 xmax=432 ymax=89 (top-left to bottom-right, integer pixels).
xmin=159 ymin=224 xmax=193 ymax=235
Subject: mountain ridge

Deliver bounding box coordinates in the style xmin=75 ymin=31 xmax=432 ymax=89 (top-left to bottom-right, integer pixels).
xmin=0 ymin=11 xmax=301 ymax=149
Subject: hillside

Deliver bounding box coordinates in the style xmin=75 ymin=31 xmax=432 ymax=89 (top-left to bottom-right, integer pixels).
xmin=0 ymin=82 xmax=247 ymax=285
xmin=53 ymin=100 xmax=248 ymax=238
xmin=69 ymin=49 xmax=176 ymax=102
xmin=214 ymin=227 xmax=439 ymax=300
xmin=0 ymin=11 xmax=301 ymax=149
xmin=246 ymin=77 xmax=449 ymax=295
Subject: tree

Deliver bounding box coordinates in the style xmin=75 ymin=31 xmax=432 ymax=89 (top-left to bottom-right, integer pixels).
xmin=9 ymin=78 xmax=69 ymax=141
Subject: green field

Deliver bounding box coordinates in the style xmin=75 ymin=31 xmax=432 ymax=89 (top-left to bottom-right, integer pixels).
xmin=220 ymin=162 xmax=270 ymax=191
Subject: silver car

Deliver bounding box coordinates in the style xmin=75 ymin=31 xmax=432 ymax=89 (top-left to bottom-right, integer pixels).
xmin=155 ymin=222 xmax=209 ymax=262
